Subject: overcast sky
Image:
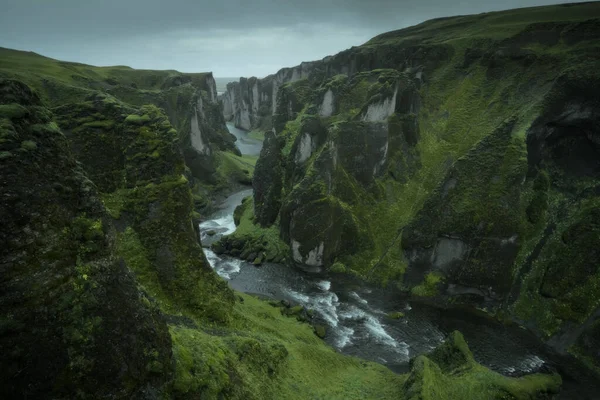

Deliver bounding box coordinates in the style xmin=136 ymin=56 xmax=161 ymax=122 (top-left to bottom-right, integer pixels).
xmin=0 ymin=0 xmax=585 ymax=78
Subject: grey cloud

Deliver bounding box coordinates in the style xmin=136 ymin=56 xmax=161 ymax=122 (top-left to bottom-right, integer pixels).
xmin=0 ymin=0 xmax=584 ymax=77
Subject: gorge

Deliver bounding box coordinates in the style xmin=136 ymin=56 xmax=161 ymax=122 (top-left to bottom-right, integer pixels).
xmin=218 ymin=0 xmax=600 ymax=382
xmin=1 ymin=2 xmax=600 ymax=399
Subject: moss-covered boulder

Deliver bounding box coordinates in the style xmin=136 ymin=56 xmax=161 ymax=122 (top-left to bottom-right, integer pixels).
xmin=402 ymin=331 xmax=561 ymax=399
xmin=0 ymin=79 xmax=172 ymax=398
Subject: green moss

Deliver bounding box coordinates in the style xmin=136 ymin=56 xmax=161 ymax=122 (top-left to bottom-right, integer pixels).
xmin=165 ymin=292 xmax=408 ymax=399
xmin=170 ymin=299 xmax=562 ymax=399
xmin=114 ymin=178 xmax=235 ymax=322
xmin=171 ymin=326 xmax=234 ymax=396
xmin=101 ymin=189 xmax=128 ymax=219
xmin=82 ymin=119 xmax=115 ymax=130
xmin=512 ymin=198 xmax=600 ymax=337
xmin=403 ymin=331 xmax=561 ymax=399
xmin=411 ymin=273 xmax=443 ymax=297
xmin=314 ymin=325 xmax=327 ymax=338
xmin=20 ymin=140 xmax=37 ymax=150
xmin=248 ymin=130 xmax=265 ymax=141
xmin=387 ymin=312 xmax=405 ymax=319
xmin=0 ymin=103 xmax=29 ymax=119
xmin=0 ymin=80 xmax=173 ymax=398
xmin=216 ymin=197 xmax=289 ymax=263
xmin=330 ymin=262 xmax=347 ymax=273
xmin=283 ymin=305 xmax=304 ymax=316
xmin=117 ymin=227 xmax=174 ymax=312
xmin=0 ymin=47 xmax=219 ymax=109
xmin=125 ymin=113 xmax=152 ymax=125
xmin=215 ymin=151 xmax=257 ymax=185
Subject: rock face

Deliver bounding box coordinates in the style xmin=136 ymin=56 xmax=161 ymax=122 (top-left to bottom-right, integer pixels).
xmin=104 ymin=72 xmax=239 ymax=184
xmin=0 ymin=48 xmax=239 ymax=186
xmin=235 ymin=68 xmax=420 ymax=271
xmin=53 ymin=93 xmax=235 ymax=322
xmin=254 ymin=130 xmax=284 ymax=226
xmin=219 ymin=40 xmax=434 ymax=133
xmin=0 ymin=80 xmax=173 ymax=398
xmin=220 ymin=2 xmax=600 ymax=372
xmin=220 ymin=62 xmax=318 ymax=132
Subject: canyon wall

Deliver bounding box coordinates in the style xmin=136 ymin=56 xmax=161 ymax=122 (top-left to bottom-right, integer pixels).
xmin=216 ymin=3 xmax=600 ymax=371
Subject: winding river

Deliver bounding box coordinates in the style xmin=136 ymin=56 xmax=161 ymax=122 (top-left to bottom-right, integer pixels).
xmin=199 ymin=123 xmax=599 ymax=399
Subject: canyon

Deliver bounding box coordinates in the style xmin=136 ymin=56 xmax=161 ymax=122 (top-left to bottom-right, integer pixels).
xmin=1 ymin=2 xmax=600 ymax=399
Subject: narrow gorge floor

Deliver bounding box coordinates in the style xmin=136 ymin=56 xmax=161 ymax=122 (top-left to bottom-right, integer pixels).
xmin=199 ymin=124 xmax=600 ymax=399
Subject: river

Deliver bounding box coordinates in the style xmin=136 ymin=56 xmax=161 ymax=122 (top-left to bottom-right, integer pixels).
xmin=199 ymin=123 xmax=600 ymax=399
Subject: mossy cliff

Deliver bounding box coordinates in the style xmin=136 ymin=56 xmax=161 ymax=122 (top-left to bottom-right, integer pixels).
xmin=1 ymin=76 xmax=563 ymax=397
xmin=220 ymin=2 xmax=600 ymax=371
xmin=51 ymin=93 xmax=235 ymax=321
xmin=221 ymin=63 xmax=316 ymax=131
xmin=0 ymin=80 xmax=173 ymax=398
xmin=0 ymin=47 xmax=248 ymax=199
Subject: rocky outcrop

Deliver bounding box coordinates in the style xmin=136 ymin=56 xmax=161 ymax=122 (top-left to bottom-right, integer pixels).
xmin=220 ymin=42 xmax=438 ymax=133
xmin=0 ymin=48 xmax=239 ymax=186
xmin=237 ymin=68 xmax=420 ymax=270
xmin=0 ymin=80 xmax=173 ymax=398
xmin=219 ymin=2 xmax=600 ymax=373
xmin=220 ymin=63 xmax=318 ymax=132
xmin=402 ymin=331 xmax=561 ymax=399
xmin=253 ymin=130 xmax=284 ymax=226
xmin=105 ymin=73 xmax=239 ymax=184
xmin=53 ymin=93 xmax=235 ymax=321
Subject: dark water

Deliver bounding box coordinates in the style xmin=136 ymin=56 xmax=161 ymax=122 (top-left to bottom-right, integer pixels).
xmin=197 ymin=125 xmax=600 ymax=399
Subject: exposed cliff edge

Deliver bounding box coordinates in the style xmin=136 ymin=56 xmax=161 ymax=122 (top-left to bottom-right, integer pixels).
xmin=0 ymin=47 xmax=252 ymax=206
xmin=221 ymin=63 xmax=316 ymax=131
xmin=0 ymin=79 xmax=174 ymax=398
xmin=216 ymin=2 xmax=600 ymax=373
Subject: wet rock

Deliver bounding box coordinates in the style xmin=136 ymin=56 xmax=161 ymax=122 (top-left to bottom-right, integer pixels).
xmin=212 ymin=242 xmax=226 ymax=255
xmin=253 ymin=252 xmax=266 ymax=266
xmin=280 ymin=300 xmax=291 ymax=308
xmin=387 ymin=312 xmax=405 ymax=319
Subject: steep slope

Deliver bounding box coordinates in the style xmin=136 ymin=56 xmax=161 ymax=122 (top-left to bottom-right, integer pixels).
xmin=217 ymin=1 xmax=600 ymax=371
xmin=0 ymin=79 xmax=173 ymax=398
xmin=0 ymin=76 xmax=563 ymax=398
xmin=0 ymin=47 xmax=253 ymax=201
xmin=51 ymin=93 xmax=236 ymax=320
